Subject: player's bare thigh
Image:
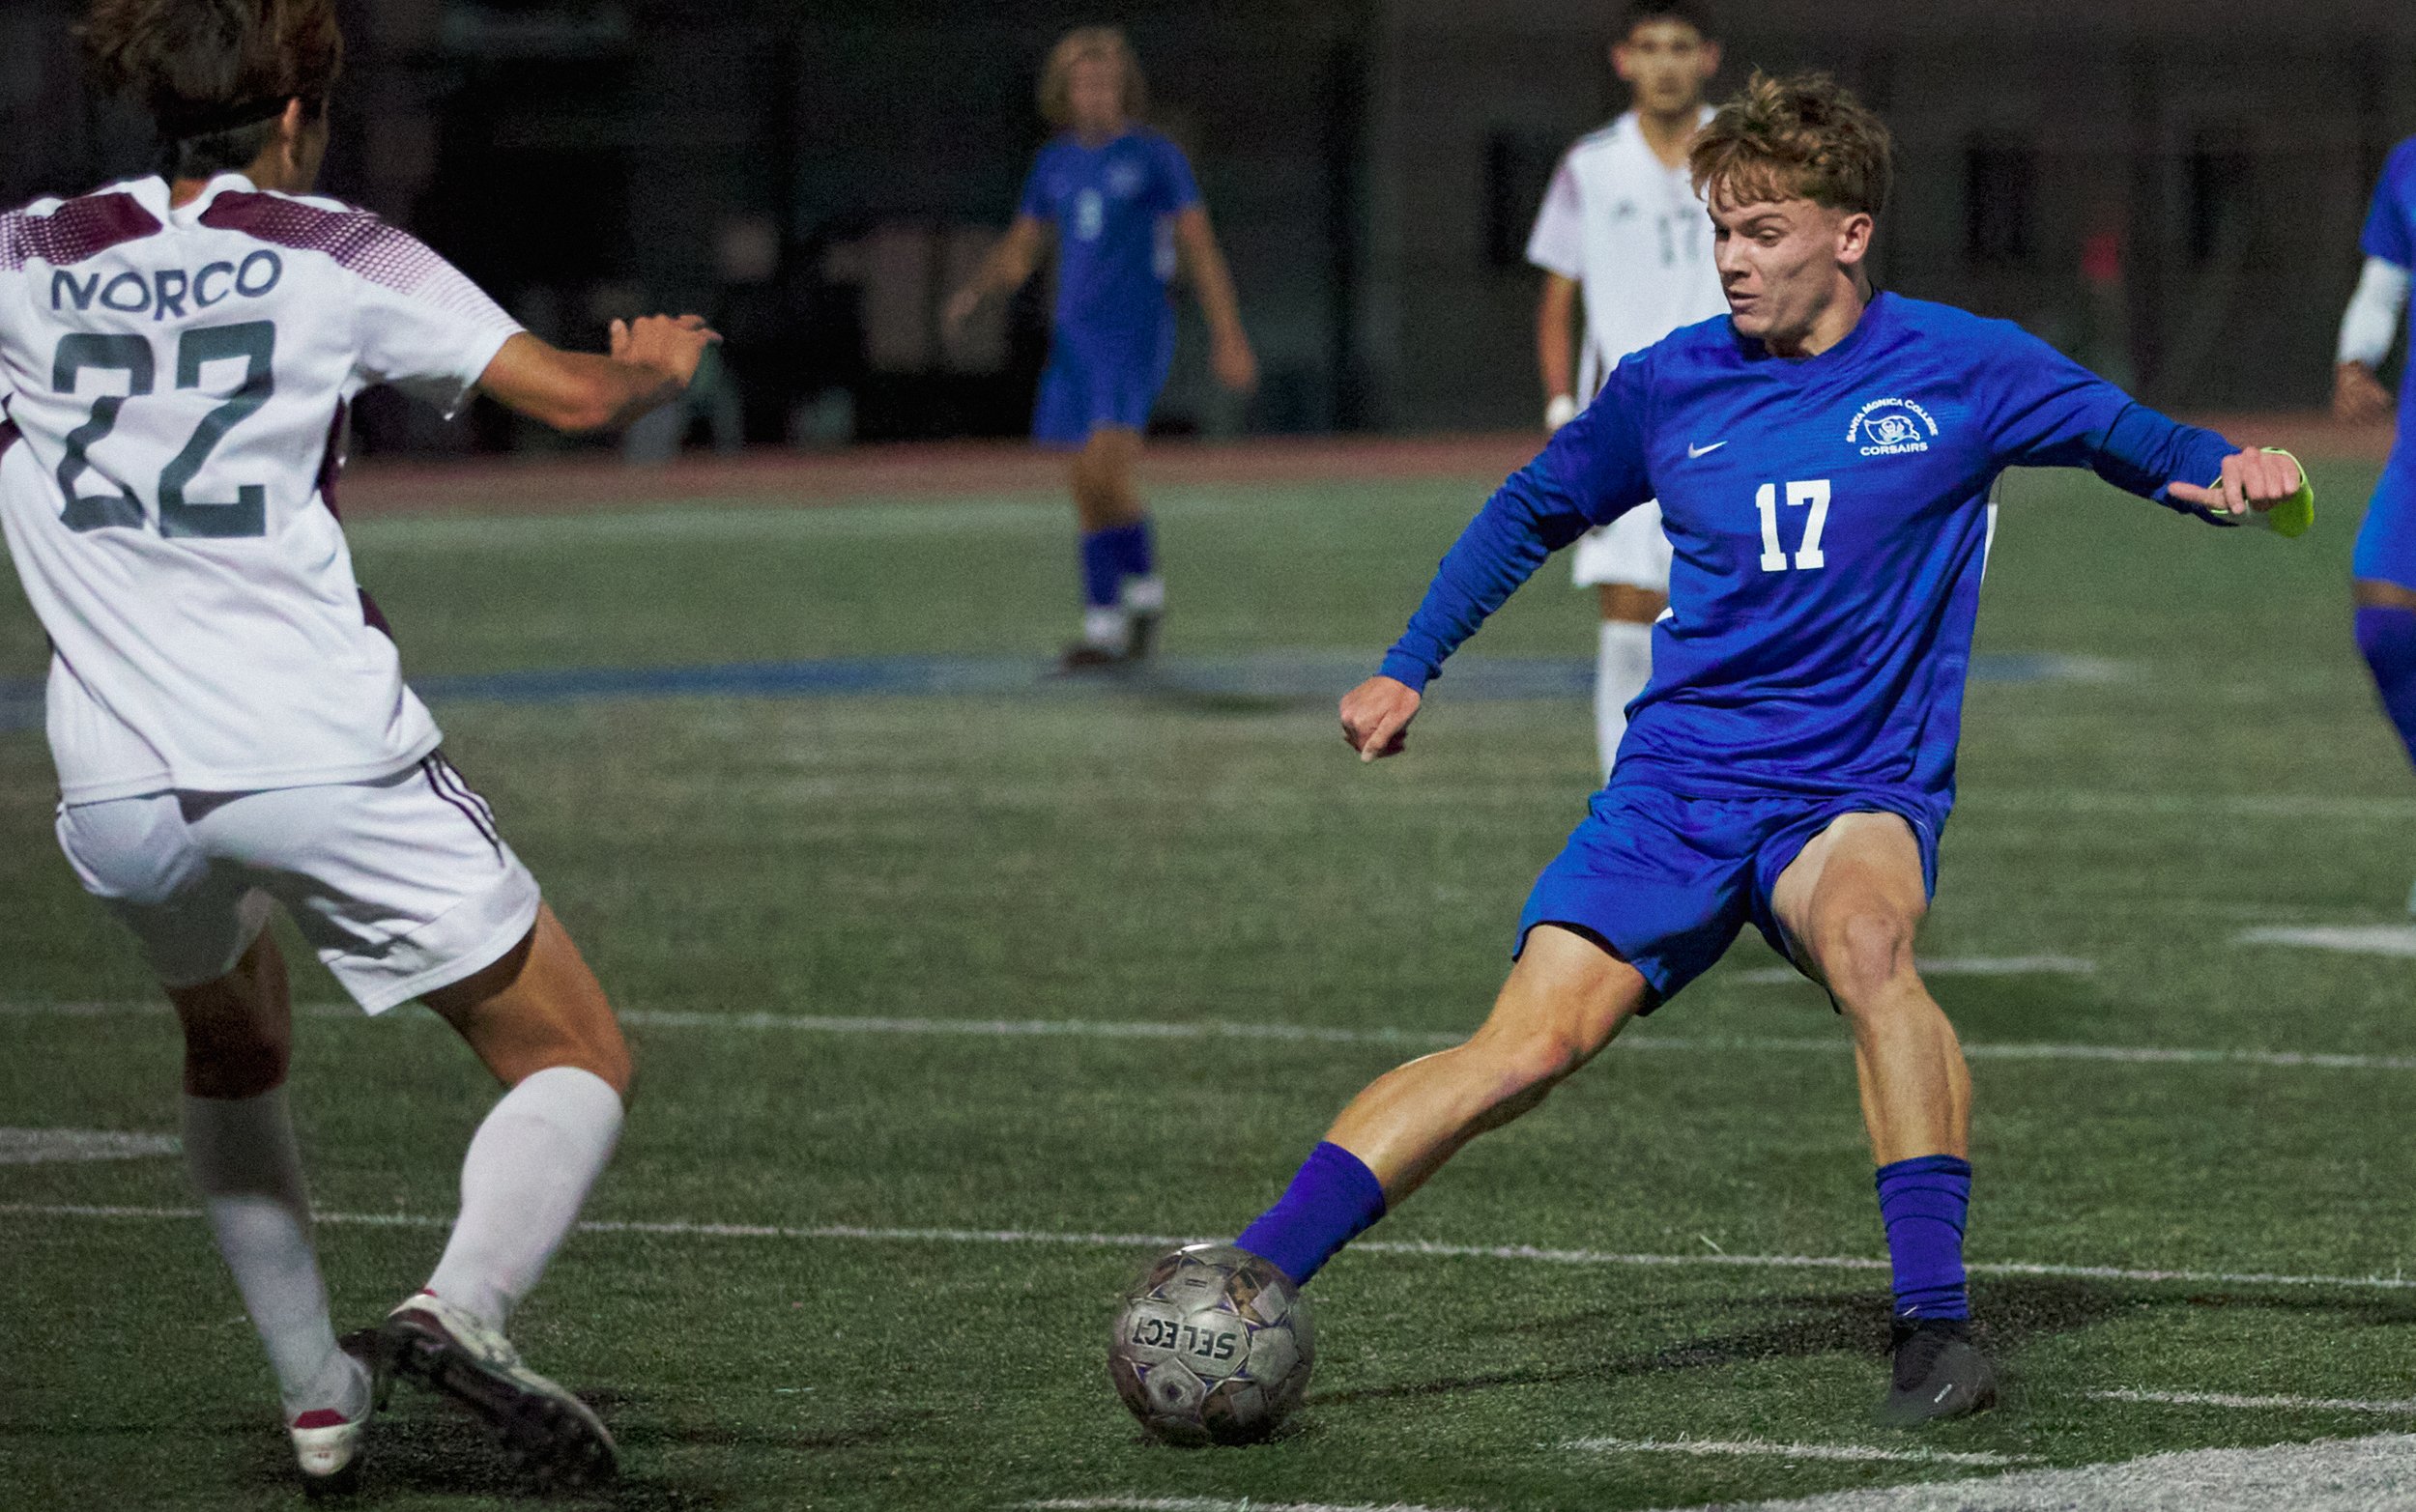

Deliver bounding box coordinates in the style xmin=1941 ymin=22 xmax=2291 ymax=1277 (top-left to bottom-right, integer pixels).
xmin=1070 ymin=425 xmax=1145 ymax=530
xmin=1596 ymin=584 xmax=1668 ymax=624
xmin=2354 ymin=578 xmax=2416 ymax=610
xmin=423 ymin=904 xmax=632 ymax=1097
xmin=1325 ymin=925 xmax=1651 ymax=1196
xmin=1769 ymin=812 xmax=1928 ymax=998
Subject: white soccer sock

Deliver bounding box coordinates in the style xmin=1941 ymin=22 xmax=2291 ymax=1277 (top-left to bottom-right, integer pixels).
xmin=1121 ymin=575 xmax=1165 ymax=614
xmin=1082 ymin=606 xmax=1130 ymax=648
xmin=1595 ymin=619 xmax=1654 ymax=782
xmin=424 ymin=1067 xmax=624 ymax=1332
xmin=182 ymin=1089 xmax=361 ymax=1419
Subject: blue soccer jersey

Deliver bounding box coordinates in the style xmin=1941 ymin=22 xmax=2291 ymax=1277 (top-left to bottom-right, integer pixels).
xmin=1018 ymin=128 xmax=1201 ymax=338
xmin=2362 ymin=137 xmax=2416 ymax=433
xmin=1380 ymin=292 xmax=2236 ymax=817
xmin=2354 ymin=138 xmax=2416 ymax=588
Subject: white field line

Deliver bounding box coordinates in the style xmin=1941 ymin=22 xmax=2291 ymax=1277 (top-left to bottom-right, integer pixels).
xmin=0 ymin=1128 xmax=177 ymax=1165
xmin=1731 ymin=955 xmax=2096 ymax=984
xmin=1564 ymin=1436 xmax=2033 ymax=1467
xmin=2238 ymin=925 xmax=2416 ymax=958
xmin=8 ymin=1202 xmax=2416 ymax=1294
xmin=2093 ymin=1387 xmax=2416 ymax=1414
xmin=1680 ymin=1433 xmax=2416 ymax=1512
xmin=11 ymin=999 xmax=2416 ymax=1073
xmin=1022 ymin=1500 xmax=1474 ymax=1512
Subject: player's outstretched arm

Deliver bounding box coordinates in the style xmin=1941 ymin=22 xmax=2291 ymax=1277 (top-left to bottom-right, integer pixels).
xmin=1536 ymin=272 xmax=1580 ymax=430
xmin=1340 ymin=676 xmax=1421 ymax=762
xmin=475 ymin=316 xmax=721 ymax=434
xmin=1173 ymin=206 xmax=1256 ymax=394
xmin=943 ymin=216 xmax=1049 ymax=334
xmin=2166 ymin=448 xmax=2307 ymax=522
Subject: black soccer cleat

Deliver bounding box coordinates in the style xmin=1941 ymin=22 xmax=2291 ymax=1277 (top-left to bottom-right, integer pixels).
xmin=1123 ymin=607 xmax=1161 ymax=662
xmin=377 ymin=1292 xmax=618 ymax=1491
xmin=1054 ymin=639 xmax=1132 ymax=674
xmin=1877 ymin=1317 xmax=1998 ymax=1426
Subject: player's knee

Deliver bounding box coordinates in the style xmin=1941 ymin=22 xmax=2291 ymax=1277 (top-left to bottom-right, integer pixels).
xmin=1814 ymin=908 xmax=1917 ymax=1003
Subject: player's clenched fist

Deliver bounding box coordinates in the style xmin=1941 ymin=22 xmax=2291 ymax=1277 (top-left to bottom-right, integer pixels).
xmin=610 ymin=313 xmax=722 ymax=387
xmin=2166 ymin=448 xmax=2305 ymax=520
xmin=1340 ymin=675 xmax=1422 ymax=762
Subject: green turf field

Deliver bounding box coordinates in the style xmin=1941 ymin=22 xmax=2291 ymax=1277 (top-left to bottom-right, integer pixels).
xmin=6 ymin=458 xmax=2416 ymax=1511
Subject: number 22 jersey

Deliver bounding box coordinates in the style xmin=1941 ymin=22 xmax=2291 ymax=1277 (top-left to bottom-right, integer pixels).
xmin=1379 ymin=292 xmax=2238 ymax=815
xmin=0 ymin=172 xmax=522 ymax=802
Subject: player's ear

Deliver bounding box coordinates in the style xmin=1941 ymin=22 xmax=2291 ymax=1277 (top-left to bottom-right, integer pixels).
xmin=1834 ymin=211 xmax=1875 ymax=269
xmin=1696 ymin=40 xmax=1722 ymax=80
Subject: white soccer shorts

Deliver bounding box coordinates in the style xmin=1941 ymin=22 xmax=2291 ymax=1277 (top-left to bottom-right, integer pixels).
xmin=1571 ymin=499 xmax=1673 ymax=591
xmin=54 ymin=754 xmax=541 ymax=1014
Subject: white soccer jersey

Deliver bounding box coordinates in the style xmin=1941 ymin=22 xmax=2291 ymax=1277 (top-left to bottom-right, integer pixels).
xmin=1526 ymin=108 xmax=1728 ymax=394
xmin=0 ymin=173 xmax=521 ymax=802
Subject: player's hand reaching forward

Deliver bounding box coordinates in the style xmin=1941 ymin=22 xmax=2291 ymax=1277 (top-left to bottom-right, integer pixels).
xmin=2166 ymin=448 xmax=2305 ymax=522
xmin=611 ymin=313 xmax=721 ymax=388
xmin=1340 ymin=676 xmax=1422 ymax=762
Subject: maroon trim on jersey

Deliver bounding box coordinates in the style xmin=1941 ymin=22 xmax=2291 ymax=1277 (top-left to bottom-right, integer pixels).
xmin=314 ymin=400 xmax=349 ymax=520
xmin=0 ymin=191 xmax=163 ymax=271
xmin=358 ymin=587 xmax=393 ymax=641
xmin=201 ymin=192 xmax=437 ymax=291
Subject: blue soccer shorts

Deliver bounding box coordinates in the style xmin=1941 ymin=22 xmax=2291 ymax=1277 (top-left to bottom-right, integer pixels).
xmin=1032 ymin=320 xmax=1175 ymax=449
xmin=1513 ymin=783 xmax=1944 ymax=1008
xmin=2352 ymin=454 xmax=2416 ymax=591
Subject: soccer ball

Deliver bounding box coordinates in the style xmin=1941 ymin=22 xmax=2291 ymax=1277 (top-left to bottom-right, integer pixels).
xmin=1107 ymin=1243 xmax=1315 ymax=1445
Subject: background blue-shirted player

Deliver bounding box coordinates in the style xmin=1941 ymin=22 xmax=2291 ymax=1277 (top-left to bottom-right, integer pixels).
xmin=2336 ymin=136 xmax=2416 ymax=908
xmin=946 ymin=26 xmax=1257 ymax=670
xmin=1197 ymin=71 xmax=2305 ymax=1427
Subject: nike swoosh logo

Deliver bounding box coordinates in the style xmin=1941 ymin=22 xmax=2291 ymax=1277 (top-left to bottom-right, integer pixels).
xmin=1687 ymin=442 xmax=1727 ymax=458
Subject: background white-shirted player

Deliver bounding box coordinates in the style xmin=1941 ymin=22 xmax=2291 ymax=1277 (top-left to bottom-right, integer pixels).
xmin=1527 ymin=0 xmax=1727 ymax=780
xmin=7 ymin=0 xmax=719 ymax=1491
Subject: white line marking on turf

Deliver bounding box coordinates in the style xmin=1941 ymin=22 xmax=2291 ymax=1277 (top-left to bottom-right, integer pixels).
xmin=13 ymin=999 xmax=2416 ymax=1073
xmin=1022 ymin=1500 xmax=1475 ymax=1512
xmin=2093 ymin=1388 xmax=2416 ymax=1414
xmin=1673 ymin=1433 xmax=2416 ymax=1512
xmin=2238 ymin=925 xmax=2416 ymax=958
xmin=1731 ymin=955 xmax=2095 ymax=984
xmin=0 ymin=1128 xmax=178 ymax=1164
xmin=9 ymin=1202 xmax=2416 ymax=1294
xmin=1564 ymin=1436 xmax=2034 ymax=1467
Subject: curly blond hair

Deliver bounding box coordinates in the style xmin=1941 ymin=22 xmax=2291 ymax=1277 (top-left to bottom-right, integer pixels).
xmin=1038 ymin=25 xmax=1146 ymax=128
xmin=1689 ymin=70 xmax=1892 ymax=215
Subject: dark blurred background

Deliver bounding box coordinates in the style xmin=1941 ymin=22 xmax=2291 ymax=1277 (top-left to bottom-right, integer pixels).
xmin=6 ymin=0 xmax=2412 ymax=456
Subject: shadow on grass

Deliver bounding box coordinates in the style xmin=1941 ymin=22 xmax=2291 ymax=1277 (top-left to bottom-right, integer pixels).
xmin=1310 ymin=1277 xmax=2416 ymax=1408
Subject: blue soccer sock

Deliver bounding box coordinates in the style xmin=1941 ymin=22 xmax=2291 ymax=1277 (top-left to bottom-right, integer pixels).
xmin=1875 ymin=1154 xmax=1971 ymax=1321
xmin=2356 ymin=606 xmax=2416 ymax=766
xmin=1104 ymin=517 xmax=1155 ymax=583
xmin=1234 ymin=1142 xmax=1388 ymax=1288
xmin=1078 ymin=528 xmax=1125 ymax=611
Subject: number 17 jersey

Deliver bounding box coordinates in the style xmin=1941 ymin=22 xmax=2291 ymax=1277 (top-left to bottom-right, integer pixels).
xmin=0 ymin=173 xmax=522 ymax=802
xmin=1381 ymin=293 xmax=2239 ymax=815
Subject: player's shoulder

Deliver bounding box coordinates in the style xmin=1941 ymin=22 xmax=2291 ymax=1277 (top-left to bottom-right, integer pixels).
xmin=2384 ymin=135 xmax=2416 ymax=185
xmin=1560 ymin=116 xmax=1632 ymax=171
xmin=0 ymin=176 xmax=170 ymax=271
xmin=1128 ymin=126 xmax=1193 ymax=165
xmin=1878 ymin=292 xmax=2040 ymax=353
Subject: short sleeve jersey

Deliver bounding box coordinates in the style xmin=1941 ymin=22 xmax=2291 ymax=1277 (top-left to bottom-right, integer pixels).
xmin=2360 ymin=136 xmax=2416 ymax=430
xmin=1017 ymin=128 xmax=1201 ymax=338
xmin=0 ymin=173 xmax=523 ymax=801
xmin=1381 ymin=294 xmax=2235 ymax=816
xmin=1525 ymin=109 xmax=1729 ymax=392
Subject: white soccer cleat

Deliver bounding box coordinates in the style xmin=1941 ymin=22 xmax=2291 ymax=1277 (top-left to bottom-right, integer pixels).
xmin=289 ymin=1339 xmax=380 ymax=1496
xmin=377 ymin=1291 xmax=617 ymax=1489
